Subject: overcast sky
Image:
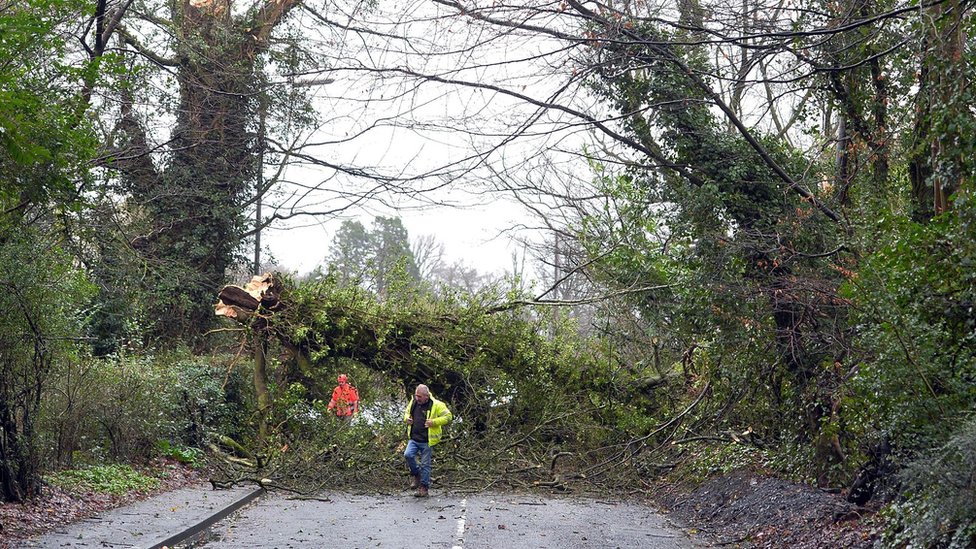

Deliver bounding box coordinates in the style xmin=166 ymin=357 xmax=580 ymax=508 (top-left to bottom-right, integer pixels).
xmin=262 ymin=194 xmax=529 ymax=277
xmin=256 ymin=0 xmax=598 ymax=280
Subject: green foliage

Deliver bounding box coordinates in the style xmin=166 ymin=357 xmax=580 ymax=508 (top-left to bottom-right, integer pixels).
xmin=0 ymin=0 xmax=96 ymax=210
xmin=580 ymin=146 xmax=847 ymax=467
xmin=681 ymin=442 xmax=770 ymax=483
xmin=879 ymin=417 xmax=976 ymax=549
xmin=0 ymin=228 xmax=94 ymax=500
xmin=80 ymin=203 xmax=156 ymax=357
xmin=45 ymin=464 xmax=160 ymax=496
xmin=155 ymin=441 xmax=204 ymax=467
xmin=273 ymin=381 xmax=325 ymax=436
xmin=843 ymin=214 xmax=976 ymax=450
xmin=267 ymin=274 xmax=626 ymax=453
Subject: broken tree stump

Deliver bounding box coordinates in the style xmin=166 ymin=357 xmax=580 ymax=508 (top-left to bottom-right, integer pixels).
xmin=215 ymin=273 xmax=283 ymax=321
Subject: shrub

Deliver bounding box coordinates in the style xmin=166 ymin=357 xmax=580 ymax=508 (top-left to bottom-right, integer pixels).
xmin=0 ymin=229 xmax=94 ymax=500
xmin=38 ymin=350 xmax=250 ymax=466
xmin=155 ymin=440 xmax=204 ymax=467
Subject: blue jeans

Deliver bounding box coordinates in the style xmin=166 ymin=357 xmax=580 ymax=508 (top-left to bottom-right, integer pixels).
xmin=404 ymin=440 xmax=432 ymax=487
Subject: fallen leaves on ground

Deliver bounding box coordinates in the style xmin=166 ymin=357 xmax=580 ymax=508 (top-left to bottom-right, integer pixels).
xmin=0 ymin=459 xmax=203 ymax=549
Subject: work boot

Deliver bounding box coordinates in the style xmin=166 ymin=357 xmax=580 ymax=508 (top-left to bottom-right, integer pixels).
xmin=414 ymin=485 xmax=429 ymax=498
xmin=410 ymin=474 xmax=421 ymax=489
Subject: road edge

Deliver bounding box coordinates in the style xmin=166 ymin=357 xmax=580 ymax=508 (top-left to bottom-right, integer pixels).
xmin=147 ymin=486 xmax=266 ymax=549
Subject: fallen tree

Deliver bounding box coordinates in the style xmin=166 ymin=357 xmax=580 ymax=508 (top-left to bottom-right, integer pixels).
xmin=207 ymin=273 xmax=728 ymax=499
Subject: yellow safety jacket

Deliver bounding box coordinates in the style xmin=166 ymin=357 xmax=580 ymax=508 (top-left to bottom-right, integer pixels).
xmin=403 ymin=394 xmax=453 ymax=446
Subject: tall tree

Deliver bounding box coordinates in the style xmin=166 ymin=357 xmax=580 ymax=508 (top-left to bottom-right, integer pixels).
xmin=370 ymin=216 xmax=420 ymax=296
xmin=326 ymin=216 xmax=420 ymax=296
xmin=907 ymin=0 xmax=975 ymax=220
xmin=99 ymin=0 xmax=303 ymax=343
xmin=328 ymin=220 xmax=371 ymax=284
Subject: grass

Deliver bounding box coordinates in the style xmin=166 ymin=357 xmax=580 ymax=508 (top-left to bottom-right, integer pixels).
xmin=45 ymin=464 xmax=161 ymax=496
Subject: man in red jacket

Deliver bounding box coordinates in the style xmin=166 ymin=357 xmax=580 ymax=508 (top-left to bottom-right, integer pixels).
xmin=327 ymin=374 xmax=360 ymax=422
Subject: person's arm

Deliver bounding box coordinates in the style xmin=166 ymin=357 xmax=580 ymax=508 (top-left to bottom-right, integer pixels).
xmin=429 ymin=403 xmax=453 ymax=426
xmin=327 ymin=387 xmax=338 ymax=411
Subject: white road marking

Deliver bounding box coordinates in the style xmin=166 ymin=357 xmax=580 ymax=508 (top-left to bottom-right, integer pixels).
xmin=451 ymin=497 xmax=467 ymax=549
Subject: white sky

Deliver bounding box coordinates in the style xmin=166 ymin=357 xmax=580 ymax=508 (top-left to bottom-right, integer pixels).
xmin=262 ymin=195 xmax=529 ymax=276
xmin=257 ymin=0 xmax=594 ymax=279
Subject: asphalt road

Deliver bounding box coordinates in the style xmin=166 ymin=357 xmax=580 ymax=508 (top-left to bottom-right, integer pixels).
xmin=198 ymin=490 xmax=704 ymax=549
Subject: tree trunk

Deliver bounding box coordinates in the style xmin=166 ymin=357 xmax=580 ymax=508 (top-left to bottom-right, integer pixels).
xmin=254 ymin=333 xmax=271 ymax=445
xmin=910 ymin=0 xmax=968 ymax=220
xmin=215 ymin=273 xmax=283 ymax=446
xmin=0 ymin=380 xmax=43 ymax=502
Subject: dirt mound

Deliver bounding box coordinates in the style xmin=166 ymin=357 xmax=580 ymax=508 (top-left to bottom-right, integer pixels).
xmin=660 ymin=470 xmax=880 ymax=548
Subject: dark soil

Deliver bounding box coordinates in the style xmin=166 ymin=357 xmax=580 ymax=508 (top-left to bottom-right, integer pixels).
xmin=0 ymin=459 xmax=203 ymax=549
xmin=658 ymin=469 xmax=881 ymax=548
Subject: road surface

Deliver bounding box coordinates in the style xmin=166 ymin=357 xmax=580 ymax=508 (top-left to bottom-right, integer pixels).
xmin=198 ymin=490 xmax=704 ymax=548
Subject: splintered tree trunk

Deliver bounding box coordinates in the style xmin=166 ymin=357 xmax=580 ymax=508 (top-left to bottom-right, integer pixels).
xmin=216 ymin=274 xmax=284 ymax=446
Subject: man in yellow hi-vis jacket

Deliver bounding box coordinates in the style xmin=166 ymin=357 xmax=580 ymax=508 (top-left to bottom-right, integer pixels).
xmin=403 ymin=384 xmax=452 ymax=497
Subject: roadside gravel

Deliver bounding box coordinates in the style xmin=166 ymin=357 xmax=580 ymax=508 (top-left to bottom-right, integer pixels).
xmin=657 ymin=469 xmax=881 ymax=549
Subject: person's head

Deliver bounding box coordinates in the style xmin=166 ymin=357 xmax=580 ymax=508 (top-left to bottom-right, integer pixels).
xmin=338 ymin=374 xmax=348 ymax=385
xmin=414 ymin=384 xmax=430 ymax=404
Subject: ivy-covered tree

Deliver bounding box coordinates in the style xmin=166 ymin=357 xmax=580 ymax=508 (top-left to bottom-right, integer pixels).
xmin=91 ymin=0 xmax=307 ymax=345
xmin=551 ymin=9 xmax=850 ymax=475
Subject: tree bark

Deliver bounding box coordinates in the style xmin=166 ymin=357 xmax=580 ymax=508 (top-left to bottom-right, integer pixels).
xmin=253 ymin=334 xmax=271 ymax=445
